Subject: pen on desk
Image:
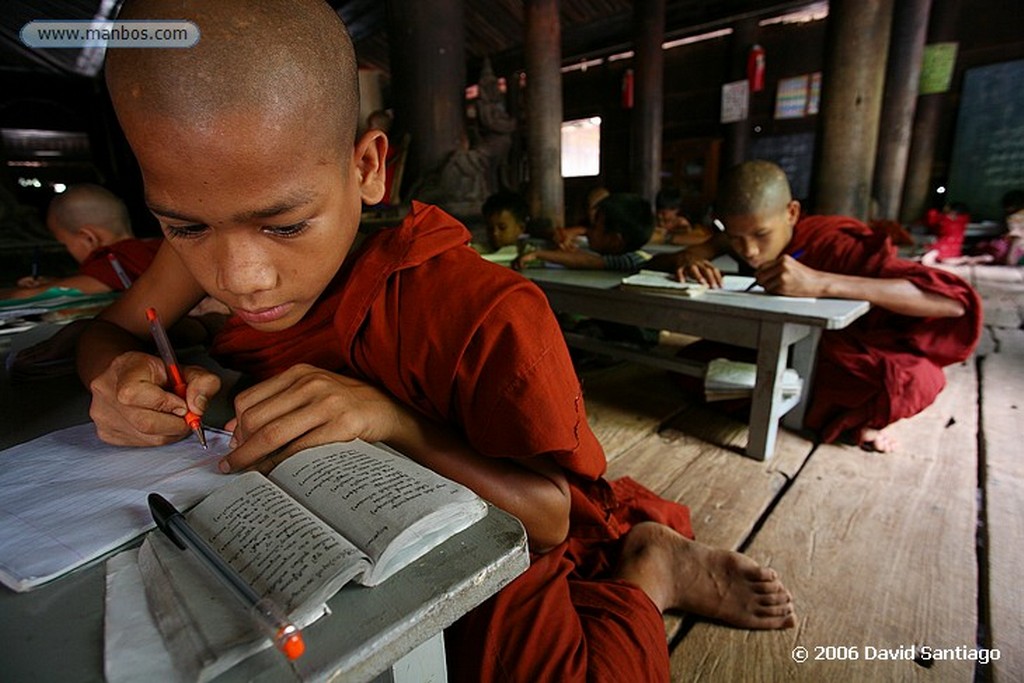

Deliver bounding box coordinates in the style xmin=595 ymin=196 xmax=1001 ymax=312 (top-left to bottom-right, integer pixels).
xmin=744 ymin=248 xmax=806 ymax=292
xmin=145 ymin=307 xmax=208 ymax=449
xmin=148 ymin=493 xmax=306 ymax=661
xmin=107 ymin=253 xmax=133 ymax=289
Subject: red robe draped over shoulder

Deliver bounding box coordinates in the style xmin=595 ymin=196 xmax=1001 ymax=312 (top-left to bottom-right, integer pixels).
xmin=79 ymin=237 xmax=162 ymax=290
xmin=788 ymin=216 xmax=981 ymax=443
xmin=211 ymin=202 xmax=691 ymax=682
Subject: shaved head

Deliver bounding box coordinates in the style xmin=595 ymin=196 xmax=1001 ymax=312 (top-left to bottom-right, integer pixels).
xmin=106 ymin=0 xmax=360 ymax=155
xmin=49 ymin=184 xmax=131 ymax=237
xmin=716 ymin=160 xmax=793 ymax=218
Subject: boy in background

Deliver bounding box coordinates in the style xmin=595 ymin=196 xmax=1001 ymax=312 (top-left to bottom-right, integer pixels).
xmin=5 ymin=184 xmax=160 ymax=299
xmin=513 ymin=193 xmax=654 ymax=272
xmin=479 ymin=190 xmax=529 ymax=251
xmin=650 ymin=186 xmax=713 ymax=247
xmin=666 ymin=160 xmax=980 ymax=452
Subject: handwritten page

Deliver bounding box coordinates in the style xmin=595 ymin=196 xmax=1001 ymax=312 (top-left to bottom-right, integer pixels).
xmin=0 ymin=422 xmax=232 ymax=591
xmin=188 ymin=472 xmax=369 ymax=613
xmin=270 ymin=442 xmax=486 ymax=583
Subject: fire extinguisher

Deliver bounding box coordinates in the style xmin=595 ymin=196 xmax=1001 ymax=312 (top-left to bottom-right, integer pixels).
xmin=622 ymin=68 xmax=634 ymax=109
xmin=747 ymin=44 xmax=765 ymax=92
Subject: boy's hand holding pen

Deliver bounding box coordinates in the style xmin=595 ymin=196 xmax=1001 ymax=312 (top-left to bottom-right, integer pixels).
xmin=146 ymin=307 xmax=208 ymax=449
xmin=750 ymin=248 xmax=814 ymax=295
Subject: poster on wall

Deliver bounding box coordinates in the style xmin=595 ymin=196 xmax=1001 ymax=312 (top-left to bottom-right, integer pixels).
xmin=919 ymin=42 xmax=958 ymax=94
xmin=806 ymin=72 xmax=822 ymax=115
xmin=721 ymin=79 xmax=749 ymax=123
xmin=774 ymin=75 xmax=809 ymax=119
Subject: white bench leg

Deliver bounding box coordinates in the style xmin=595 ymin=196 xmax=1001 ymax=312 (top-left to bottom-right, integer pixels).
xmin=372 ymin=632 xmax=447 ymax=683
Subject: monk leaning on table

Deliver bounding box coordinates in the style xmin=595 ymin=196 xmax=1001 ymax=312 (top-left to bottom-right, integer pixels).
xmin=75 ymin=2 xmax=795 ymax=681
xmin=4 ymin=184 xmax=161 ymax=299
xmin=660 ymin=160 xmax=982 ymax=453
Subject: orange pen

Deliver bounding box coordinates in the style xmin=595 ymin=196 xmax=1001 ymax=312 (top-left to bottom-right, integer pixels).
xmin=145 ymin=307 xmax=208 ymax=449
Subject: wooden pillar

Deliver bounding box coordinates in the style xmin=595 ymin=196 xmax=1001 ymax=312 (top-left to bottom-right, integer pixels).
xmin=722 ymin=18 xmax=758 ymax=171
xmin=899 ymin=0 xmax=962 ymax=224
xmin=630 ymin=0 xmax=665 ymax=203
xmin=873 ymin=0 xmax=932 ymax=220
xmin=386 ymin=0 xmax=466 ymax=181
xmin=525 ymin=0 xmax=564 ymax=229
xmin=813 ymin=0 xmax=894 ymax=219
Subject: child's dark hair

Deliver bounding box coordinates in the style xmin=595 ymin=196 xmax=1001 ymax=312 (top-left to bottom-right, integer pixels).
xmin=597 ymin=193 xmax=654 ymax=252
xmin=655 ymin=186 xmax=683 ymax=212
xmin=482 ymin=191 xmax=529 ymax=226
xmin=1002 ymin=190 xmax=1024 ymax=216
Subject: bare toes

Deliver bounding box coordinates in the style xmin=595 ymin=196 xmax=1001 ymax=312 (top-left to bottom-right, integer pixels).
xmin=757 ymin=591 xmax=792 ymax=606
xmin=743 ymin=565 xmax=778 ymax=582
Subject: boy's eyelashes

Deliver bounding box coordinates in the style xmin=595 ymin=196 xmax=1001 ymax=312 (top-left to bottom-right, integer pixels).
xmin=161 ymin=221 xmax=311 ymax=239
xmin=163 ymin=223 xmax=207 ymax=239
xmin=264 ymin=221 xmax=310 ymax=237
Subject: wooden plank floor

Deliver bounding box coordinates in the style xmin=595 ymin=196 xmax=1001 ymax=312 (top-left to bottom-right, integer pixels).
xmin=576 ymin=264 xmax=1023 ymax=683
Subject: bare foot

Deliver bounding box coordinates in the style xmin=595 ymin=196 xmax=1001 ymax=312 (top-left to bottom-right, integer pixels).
xmin=615 ymin=521 xmax=796 ymax=630
xmin=858 ymin=427 xmax=899 ymax=453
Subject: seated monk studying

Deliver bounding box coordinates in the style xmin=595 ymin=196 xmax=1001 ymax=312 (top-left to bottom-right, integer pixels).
xmin=4 ymin=184 xmax=161 ymax=299
xmin=657 ymin=160 xmax=982 ymax=453
xmin=76 ymin=2 xmax=795 ymax=681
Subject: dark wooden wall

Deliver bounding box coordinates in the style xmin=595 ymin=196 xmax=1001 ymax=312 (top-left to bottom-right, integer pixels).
xmin=558 ymin=0 xmax=1022 ymax=222
xmin=3 ymin=0 xmax=1023 ymax=232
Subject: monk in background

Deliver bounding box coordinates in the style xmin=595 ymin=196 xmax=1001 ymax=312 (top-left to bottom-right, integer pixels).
xmin=4 ymin=184 xmax=160 ymax=299
xmin=76 ymin=3 xmax=795 ymax=682
xmin=665 ymin=160 xmax=981 ymax=452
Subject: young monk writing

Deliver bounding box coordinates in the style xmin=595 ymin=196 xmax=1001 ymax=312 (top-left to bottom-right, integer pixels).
xmin=76 ymin=3 xmax=795 ymax=680
xmin=4 ymin=183 xmax=160 ymax=299
xmin=513 ymin=192 xmax=654 ymax=272
xmin=662 ymin=160 xmax=982 ymax=452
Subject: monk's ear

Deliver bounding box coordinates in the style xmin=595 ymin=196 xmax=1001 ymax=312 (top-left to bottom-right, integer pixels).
xmin=785 ymin=199 xmax=801 ymax=226
xmin=353 ymin=129 xmax=387 ymax=205
xmin=77 ymin=225 xmax=102 ymax=250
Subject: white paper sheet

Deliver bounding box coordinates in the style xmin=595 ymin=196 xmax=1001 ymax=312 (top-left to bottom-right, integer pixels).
xmin=105 ymin=547 xmax=187 ymax=683
xmin=0 ymin=422 xmax=233 ymax=591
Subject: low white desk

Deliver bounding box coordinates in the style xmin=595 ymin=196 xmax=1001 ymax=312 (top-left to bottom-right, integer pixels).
xmin=0 ymin=326 xmax=529 ymax=683
xmin=525 ymin=267 xmax=870 ymax=460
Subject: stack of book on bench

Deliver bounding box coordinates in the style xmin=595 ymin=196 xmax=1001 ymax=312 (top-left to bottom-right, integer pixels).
xmin=704 ymin=358 xmax=802 ymax=402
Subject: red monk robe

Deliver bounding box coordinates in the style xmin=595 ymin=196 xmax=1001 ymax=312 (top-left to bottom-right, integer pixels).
xmin=78 ymin=237 xmax=163 ymax=290
xmin=211 ymin=201 xmax=691 ymax=682
xmin=787 ymin=215 xmax=982 ymax=443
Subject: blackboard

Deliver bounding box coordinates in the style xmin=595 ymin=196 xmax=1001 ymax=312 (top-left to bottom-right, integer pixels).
xmin=749 ymin=132 xmax=815 ymax=201
xmin=948 ymin=59 xmax=1024 ymax=221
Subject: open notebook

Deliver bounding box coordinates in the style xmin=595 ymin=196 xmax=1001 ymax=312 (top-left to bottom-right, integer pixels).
xmin=621 ymin=270 xmax=759 ymax=297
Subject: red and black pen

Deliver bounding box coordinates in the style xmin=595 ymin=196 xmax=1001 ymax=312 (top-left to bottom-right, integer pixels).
xmin=145 ymin=307 xmax=208 ymax=449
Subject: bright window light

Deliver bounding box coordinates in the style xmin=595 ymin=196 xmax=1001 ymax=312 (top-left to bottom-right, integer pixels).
xmin=561 ymin=117 xmax=601 ymax=178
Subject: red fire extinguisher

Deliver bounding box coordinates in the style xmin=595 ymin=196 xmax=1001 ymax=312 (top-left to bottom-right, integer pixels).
xmin=747 ymin=44 xmax=765 ymax=92
xmin=621 ymin=68 xmax=634 ymax=109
